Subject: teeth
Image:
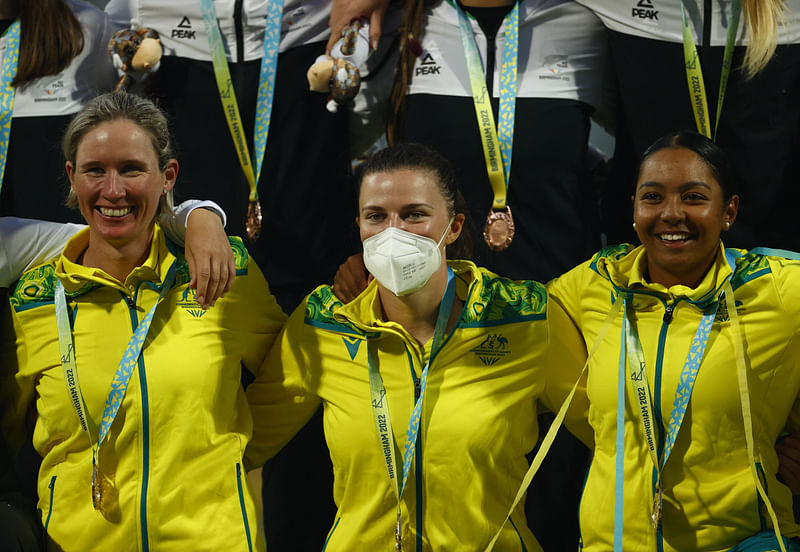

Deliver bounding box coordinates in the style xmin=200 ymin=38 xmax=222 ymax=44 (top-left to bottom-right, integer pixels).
xmin=99 ymin=207 xmax=132 ymax=217
xmin=659 ymin=233 xmax=688 ymax=241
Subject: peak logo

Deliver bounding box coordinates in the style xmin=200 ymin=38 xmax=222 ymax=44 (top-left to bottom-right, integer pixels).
xmin=415 ymin=52 xmax=441 ymax=76
xmin=632 ymin=0 xmax=658 ymax=20
xmin=172 ymin=16 xmax=197 ymax=39
xmin=342 ymin=336 xmax=362 ymax=360
xmin=471 ymin=333 xmax=511 ymax=366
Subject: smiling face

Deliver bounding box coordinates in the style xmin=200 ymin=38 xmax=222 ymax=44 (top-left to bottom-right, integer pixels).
xmin=66 ymin=118 xmax=177 ymax=253
xmin=358 ymin=168 xmax=463 ymax=248
xmin=633 ymin=146 xmax=738 ymax=288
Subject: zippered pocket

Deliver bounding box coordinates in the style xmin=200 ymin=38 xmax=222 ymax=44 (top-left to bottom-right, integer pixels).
xmin=235 ymin=463 xmax=253 ymax=552
xmin=44 ymin=475 xmax=57 ymax=531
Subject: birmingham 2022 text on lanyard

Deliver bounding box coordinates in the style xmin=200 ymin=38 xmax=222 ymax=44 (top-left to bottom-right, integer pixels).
xmin=368 ymin=268 xmax=456 ymax=551
xmin=54 ymin=264 xmax=176 ymax=515
xmin=453 ymin=1 xmax=518 ymax=251
xmin=680 ymin=0 xmax=741 ymax=140
xmin=200 ymin=0 xmax=283 ymax=239
xmin=0 ymin=20 xmax=20 ymax=195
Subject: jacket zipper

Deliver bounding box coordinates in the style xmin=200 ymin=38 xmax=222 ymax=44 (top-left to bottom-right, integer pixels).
xmin=234 ymin=0 xmax=245 ymax=64
xmin=124 ymin=289 xmax=150 ymax=551
xmin=322 ymin=516 xmax=342 ymax=551
xmin=44 ymin=475 xmax=56 ymax=531
xmin=654 ymin=300 xmax=676 ymax=552
xmin=406 ymin=348 xmax=424 ymax=551
xmin=235 ymin=462 xmax=254 ymax=552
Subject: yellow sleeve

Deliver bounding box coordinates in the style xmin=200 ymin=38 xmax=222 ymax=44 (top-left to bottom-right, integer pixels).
xmin=244 ymin=298 xmax=322 ymax=470
xmin=541 ymin=296 xmax=592 ymax=448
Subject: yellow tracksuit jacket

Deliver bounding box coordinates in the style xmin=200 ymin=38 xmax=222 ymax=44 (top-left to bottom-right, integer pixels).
xmin=3 ymin=225 xmax=286 ymax=552
xmin=245 ymin=259 xmax=590 ymax=551
xmin=547 ymin=243 xmax=800 ymax=551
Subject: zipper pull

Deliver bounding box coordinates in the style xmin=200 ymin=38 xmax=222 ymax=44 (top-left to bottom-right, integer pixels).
xmin=414 ymin=377 xmax=421 ymax=400
xmin=663 ymin=303 xmax=674 ymax=324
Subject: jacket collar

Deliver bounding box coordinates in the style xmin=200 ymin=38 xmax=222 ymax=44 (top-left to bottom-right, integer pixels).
xmin=596 ymin=242 xmax=734 ymax=306
xmin=333 ymin=259 xmax=480 ymax=334
xmin=54 ymin=224 xmax=175 ymax=296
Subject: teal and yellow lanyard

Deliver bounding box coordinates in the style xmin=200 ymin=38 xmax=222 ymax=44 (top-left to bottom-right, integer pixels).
xmin=368 ymin=267 xmax=456 ymax=551
xmin=618 ymin=296 xmax=718 ymax=536
xmin=680 ymin=0 xmax=741 ymax=140
xmin=0 ymin=20 xmax=20 ymax=194
xmin=454 ymin=1 xmax=518 ymax=212
xmin=54 ymin=262 xmax=177 ymax=512
xmin=200 ymin=0 xmax=283 ymax=238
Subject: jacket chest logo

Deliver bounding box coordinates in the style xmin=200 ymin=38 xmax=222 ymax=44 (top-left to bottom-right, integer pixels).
xmin=471 ymin=333 xmax=511 ymax=366
xmin=172 ymin=16 xmax=197 ymax=40
xmin=714 ymin=299 xmax=744 ymax=322
xmin=632 ymin=0 xmax=659 ymax=20
xmin=342 ymin=336 xmax=362 ymax=360
xmin=177 ymin=288 xmax=206 ymax=318
xmin=415 ymin=53 xmax=441 ymax=77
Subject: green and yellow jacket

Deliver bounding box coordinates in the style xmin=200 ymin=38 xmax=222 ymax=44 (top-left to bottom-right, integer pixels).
xmin=547 ymin=243 xmax=800 ymax=551
xmin=245 ymin=260 xmax=590 ymax=551
xmin=3 ymin=225 xmax=286 ymax=552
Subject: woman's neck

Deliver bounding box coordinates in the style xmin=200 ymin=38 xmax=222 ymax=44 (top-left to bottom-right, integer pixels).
xmin=81 ymin=229 xmax=154 ymax=283
xmin=378 ymin=263 xmax=459 ymax=347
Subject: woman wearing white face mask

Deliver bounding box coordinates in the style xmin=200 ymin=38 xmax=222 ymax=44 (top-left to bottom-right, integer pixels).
xmin=243 ymin=143 xmax=590 ymax=551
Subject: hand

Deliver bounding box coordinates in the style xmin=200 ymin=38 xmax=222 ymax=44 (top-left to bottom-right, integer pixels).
xmin=332 ymin=252 xmax=371 ymax=303
xmin=326 ymin=0 xmax=389 ymax=53
xmin=777 ymin=433 xmax=800 ymax=494
xmin=185 ymin=208 xmax=235 ymax=309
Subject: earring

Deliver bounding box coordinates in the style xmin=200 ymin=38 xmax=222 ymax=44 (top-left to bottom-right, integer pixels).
xmin=632 ymin=222 xmax=637 ymax=230
xmin=724 ymin=221 xmax=731 ymax=230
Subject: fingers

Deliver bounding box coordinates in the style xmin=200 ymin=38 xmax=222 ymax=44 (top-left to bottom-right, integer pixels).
xmin=369 ymin=2 xmax=387 ymax=51
xmin=777 ymin=435 xmax=800 ymax=494
xmin=332 ymin=252 xmax=370 ymax=303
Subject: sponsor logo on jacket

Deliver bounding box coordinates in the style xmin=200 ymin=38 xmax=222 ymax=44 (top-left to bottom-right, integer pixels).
xmin=632 ymin=0 xmax=659 ymax=20
xmin=471 ymin=333 xmax=510 ymax=366
xmin=172 ymin=16 xmax=196 ymax=39
xmin=415 ymin=53 xmax=441 ymax=76
xmin=34 ymin=78 xmax=67 ymax=103
xmin=714 ymin=299 xmax=745 ymax=322
xmin=539 ymin=55 xmax=569 ymax=81
xmin=177 ymin=287 xmax=206 ymax=318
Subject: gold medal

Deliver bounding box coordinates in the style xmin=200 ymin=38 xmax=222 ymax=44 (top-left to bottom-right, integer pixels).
xmin=395 ymin=512 xmax=402 ymax=551
xmin=483 ymin=206 xmax=515 ymax=251
xmin=92 ymin=464 xmax=118 ymax=516
xmin=651 ymin=486 xmax=662 ymax=529
xmin=246 ymin=199 xmax=262 ymax=240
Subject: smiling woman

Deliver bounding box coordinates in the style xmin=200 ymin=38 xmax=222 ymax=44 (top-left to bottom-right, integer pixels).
xmin=547 ymin=130 xmax=800 ymax=551
xmin=3 ymin=91 xmax=286 ymax=551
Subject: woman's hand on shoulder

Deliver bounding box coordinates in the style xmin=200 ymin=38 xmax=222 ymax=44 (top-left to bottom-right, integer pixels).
xmin=332 ymin=252 xmax=371 ymax=303
xmin=185 ymin=208 xmax=235 ymax=309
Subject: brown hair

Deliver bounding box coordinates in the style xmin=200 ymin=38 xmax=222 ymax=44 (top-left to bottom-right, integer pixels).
xmin=387 ymin=0 xmax=431 ymax=144
xmin=742 ymin=0 xmax=787 ymax=78
xmin=12 ymin=0 xmax=85 ymax=87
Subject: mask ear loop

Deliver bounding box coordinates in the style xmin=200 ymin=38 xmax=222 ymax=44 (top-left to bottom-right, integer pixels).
xmin=437 ymin=217 xmax=455 ymax=248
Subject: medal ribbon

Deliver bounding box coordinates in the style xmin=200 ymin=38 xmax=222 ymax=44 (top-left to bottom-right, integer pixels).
xmin=200 ymin=0 xmax=283 ymax=202
xmin=55 ymin=262 xmax=177 ymax=507
xmin=368 ymin=267 xmax=456 ymax=550
xmin=618 ymin=296 xmax=717 ymax=541
xmin=454 ymin=1 xmax=518 ymax=210
xmin=680 ymin=0 xmax=741 ymax=140
xmin=0 ymin=20 xmax=21 ymax=195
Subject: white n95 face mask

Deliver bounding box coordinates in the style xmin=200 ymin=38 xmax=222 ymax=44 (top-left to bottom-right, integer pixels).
xmin=362 ymin=223 xmax=451 ymax=296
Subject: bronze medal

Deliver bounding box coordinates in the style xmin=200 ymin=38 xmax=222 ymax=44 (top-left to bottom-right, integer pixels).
xmin=651 ymin=486 xmax=662 ymax=529
xmin=246 ymin=199 xmax=263 ymax=240
xmin=483 ymin=206 xmax=515 ymax=251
